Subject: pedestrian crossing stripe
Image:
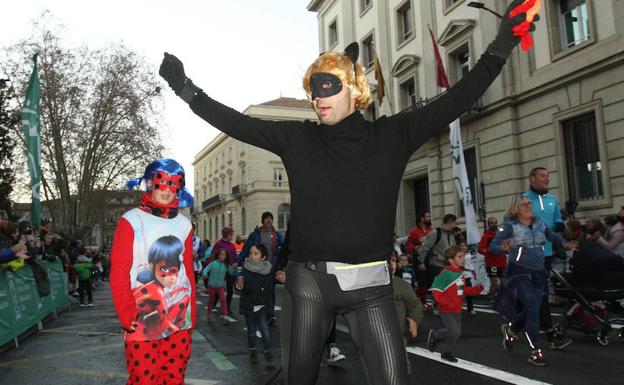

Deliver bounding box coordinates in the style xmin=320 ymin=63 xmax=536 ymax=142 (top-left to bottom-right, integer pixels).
xmin=206 ymin=351 xmax=237 ymax=371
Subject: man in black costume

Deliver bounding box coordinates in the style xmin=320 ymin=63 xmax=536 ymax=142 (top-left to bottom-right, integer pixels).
xmin=159 ymin=1 xmax=538 ymax=383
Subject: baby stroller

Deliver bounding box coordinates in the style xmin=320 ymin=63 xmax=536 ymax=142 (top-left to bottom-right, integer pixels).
xmin=551 ymin=245 xmax=624 ymax=346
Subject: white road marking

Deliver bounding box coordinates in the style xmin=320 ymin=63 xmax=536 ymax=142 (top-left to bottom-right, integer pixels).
xmin=406 ymin=346 xmax=553 ymax=385
xmin=335 ymin=323 xmax=552 ymax=385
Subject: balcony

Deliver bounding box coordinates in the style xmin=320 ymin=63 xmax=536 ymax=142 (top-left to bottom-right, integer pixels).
xmin=202 ymin=194 xmax=225 ymax=209
xmin=232 ymin=184 xmax=247 ymax=196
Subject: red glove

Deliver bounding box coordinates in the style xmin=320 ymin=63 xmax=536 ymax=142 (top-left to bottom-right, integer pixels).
xmin=509 ymin=0 xmax=542 ymax=51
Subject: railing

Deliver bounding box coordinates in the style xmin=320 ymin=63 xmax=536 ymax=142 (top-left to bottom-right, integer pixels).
xmin=231 ymin=184 xmax=247 ymax=196
xmin=202 ymin=194 xmax=224 ymax=209
xmin=399 ymin=90 xmax=481 ymax=115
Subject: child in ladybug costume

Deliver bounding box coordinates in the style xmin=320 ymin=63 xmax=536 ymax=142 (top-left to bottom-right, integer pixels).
xmin=110 ymin=158 xmax=196 ymax=385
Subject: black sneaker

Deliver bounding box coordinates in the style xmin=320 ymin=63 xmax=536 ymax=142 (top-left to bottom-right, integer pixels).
xmin=441 ymin=352 xmax=458 ymax=363
xmin=264 ymin=351 xmax=274 ymax=363
xmin=427 ymin=330 xmax=438 ymax=353
xmin=501 ymin=323 xmax=518 ymax=352
xmin=249 ymin=350 xmax=258 ymax=364
xmin=528 ymin=349 xmax=547 ymax=367
xmin=547 ymin=333 xmax=572 ymax=350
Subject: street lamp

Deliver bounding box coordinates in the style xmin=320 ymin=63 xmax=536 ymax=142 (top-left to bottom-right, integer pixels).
xmin=467 ymin=2 xmax=503 ymax=19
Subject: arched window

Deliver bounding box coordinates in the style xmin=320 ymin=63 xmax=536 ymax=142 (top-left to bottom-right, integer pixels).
xmin=208 ymin=217 xmax=212 ymax=242
xmin=203 ymin=219 xmax=207 ymax=239
xmin=277 ymin=203 xmax=291 ymax=231
xmin=221 ymin=213 xmax=226 ymax=232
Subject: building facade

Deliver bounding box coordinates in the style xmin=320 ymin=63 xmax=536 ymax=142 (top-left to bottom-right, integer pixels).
xmin=192 ymin=97 xmax=318 ymax=242
xmin=308 ymin=0 xmax=624 ymax=235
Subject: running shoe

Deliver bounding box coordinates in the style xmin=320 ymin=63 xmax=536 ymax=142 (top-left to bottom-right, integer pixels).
xmin=501 ymin=323 xmax=517 ymax=352
xmin=528 ymin=349 xmax=547 ymax=367
xmin=427 ymin=330 xmax=439 ymax=353
xmin=441 ymin=352 xmax=458 ymax=363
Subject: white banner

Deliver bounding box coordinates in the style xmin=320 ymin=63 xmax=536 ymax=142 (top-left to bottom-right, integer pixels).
xmin=449 ymin=119 xmax=480 ymax=245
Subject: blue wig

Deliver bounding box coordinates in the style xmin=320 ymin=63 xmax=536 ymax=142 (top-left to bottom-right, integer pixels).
xmin=126 ymin=158 xmax=194 ymax=208
xmin=147 ymin=235 xmax=184 ymax=267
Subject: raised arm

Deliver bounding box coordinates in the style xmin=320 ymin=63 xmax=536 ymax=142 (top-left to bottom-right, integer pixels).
xmin=391 ymin=0 xmax=538 ymax=152
xmin=159 ymin=53 xmax=297 ymax=156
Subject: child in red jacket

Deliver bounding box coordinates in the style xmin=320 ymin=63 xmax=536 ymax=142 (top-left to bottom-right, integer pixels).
xmin=109 ymin=158 xmax=196 ymax=385
xmin=427 ymin=246 xmax=483 ymax=362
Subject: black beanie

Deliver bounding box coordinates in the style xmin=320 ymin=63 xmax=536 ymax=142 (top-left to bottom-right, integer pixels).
xmin=261 ymin=212 xmax=273 ymax=222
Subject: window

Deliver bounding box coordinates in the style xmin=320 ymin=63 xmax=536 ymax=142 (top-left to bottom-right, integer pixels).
xmin=221 ymin=214 xmax=225 ymax=230
xmin=228 ymin=211 xmax=233 ymax=227
xmin=364 ymin=102 xmax=377 ymax=122
xmin=241 ymin=207 xmax=246 ymax=235
xmin=445 ymin=0 xmax=463 ymax=10
xmin=399 ymin=77 xmax=417 ymax=110
xmin=413 ymin=176 xmax=430 ymax=219
xmin=274 ymin=168 xmax=285 ymax=187
xmin=360 ymin=0 xmax=372 ymax=14
xmin=459 ymin=147 xmax=478 ymax=216
xmin=105 ymin=235 xmax=113 ymax=248
xmin=563 ymin=113 xmax=603 ymax=201
xmin=278 ymin=204 xmax=291 ymax=231
xmin=362 ymin=34 xmax=375 ymax=69
xmin=455 ymin=47 xmax=470 ymax=81
xmin=396 ymin=1 xmax=413 ymax=44
xmin=209 ymin=217 xmax=212 ymax=242
xmin=559 ymin=0 xmax=590 ymax=50
xmin=215 ymin=216 xmax=219 ymax=240
xmin=203 ymin=219 xmax=207 ymax=240
xmin=328 ymin=19 xmax=338 ymax=48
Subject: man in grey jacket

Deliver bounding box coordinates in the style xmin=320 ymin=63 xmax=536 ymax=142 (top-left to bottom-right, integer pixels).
xmin=417 ymin=214 xmax=458 ymax=312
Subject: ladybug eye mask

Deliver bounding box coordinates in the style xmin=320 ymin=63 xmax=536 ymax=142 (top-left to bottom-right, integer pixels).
xmin=156 ymin=262 xmax=179 ymax=277
xmin=152 ymin=172 xmax=184 ymax=194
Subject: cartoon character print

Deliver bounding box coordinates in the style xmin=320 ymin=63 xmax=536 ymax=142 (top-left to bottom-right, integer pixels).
xmin=131 ymin=235 xmax=191 ymax=340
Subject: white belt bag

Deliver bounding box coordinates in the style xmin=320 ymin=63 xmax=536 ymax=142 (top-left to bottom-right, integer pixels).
xmin=326 ymin=260 xmax=390 ymax=291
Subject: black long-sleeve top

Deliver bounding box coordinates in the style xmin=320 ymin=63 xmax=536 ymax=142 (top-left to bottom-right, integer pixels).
xmin=189 ymin=52 xmax=505 ymax=265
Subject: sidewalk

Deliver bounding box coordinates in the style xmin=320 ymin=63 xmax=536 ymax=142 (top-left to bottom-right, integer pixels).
xmin=0 ymin=281 xmax=267 ymax=385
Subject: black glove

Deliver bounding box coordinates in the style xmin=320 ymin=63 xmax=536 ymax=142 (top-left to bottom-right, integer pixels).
xmin=487 ymin=0 xmax=540 ymax=59
xmin=159 ymin=52 xmax=201 ymax=103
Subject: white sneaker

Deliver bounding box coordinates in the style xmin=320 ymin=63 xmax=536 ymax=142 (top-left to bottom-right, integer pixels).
xmin=88 ymin=302 xmax=96 ymax=307
xmin=222 ymin=315 xmax=237 ymax=323
xmin=468 ymin=309 xmax=477 ymax=315
xmin=327 ymin=346 xmax=346 ymax=363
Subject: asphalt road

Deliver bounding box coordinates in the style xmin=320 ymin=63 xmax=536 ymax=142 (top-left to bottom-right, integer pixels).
xmin=1 ymin=281 xmax=623 ymax=385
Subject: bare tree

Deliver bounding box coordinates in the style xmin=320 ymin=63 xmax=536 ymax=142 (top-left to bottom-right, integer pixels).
xmin=2 ymin=20 xmax=164 ymax=237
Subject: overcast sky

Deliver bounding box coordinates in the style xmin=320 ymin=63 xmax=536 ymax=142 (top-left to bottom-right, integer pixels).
xmin=0 ymin=0 xmax=319 ymax=197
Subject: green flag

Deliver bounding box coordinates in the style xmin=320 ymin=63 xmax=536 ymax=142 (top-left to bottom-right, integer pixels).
xmin=21 ymin=55 xmax=41 ymax=228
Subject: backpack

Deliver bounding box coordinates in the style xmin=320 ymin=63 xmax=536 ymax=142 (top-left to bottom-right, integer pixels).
xmin=423 ymin=227 xmax=443 ymax=265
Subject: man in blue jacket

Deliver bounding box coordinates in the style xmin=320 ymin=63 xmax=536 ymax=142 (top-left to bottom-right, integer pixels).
xmin=238 ymin=211 xmax=283 ymax=324
xmin=523 ymin=167 xmax=571 ymax=350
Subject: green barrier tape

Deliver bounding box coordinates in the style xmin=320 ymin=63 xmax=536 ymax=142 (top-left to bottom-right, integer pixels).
xmin=0 ymin=260 xmax=70 ymax=346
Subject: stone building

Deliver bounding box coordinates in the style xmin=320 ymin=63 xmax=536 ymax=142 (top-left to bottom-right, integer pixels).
xmin=307 ymin=0 xmax=624 ymax=235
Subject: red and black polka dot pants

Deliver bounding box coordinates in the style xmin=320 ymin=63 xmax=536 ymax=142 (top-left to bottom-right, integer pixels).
xmin=124 ymin=329 xmax=192 ymax=385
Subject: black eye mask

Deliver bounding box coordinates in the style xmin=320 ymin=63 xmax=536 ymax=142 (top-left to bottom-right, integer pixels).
xmin=310 ymin=72 xmax=342 ymax=99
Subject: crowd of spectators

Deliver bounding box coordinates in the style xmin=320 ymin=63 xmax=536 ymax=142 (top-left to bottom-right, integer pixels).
xmin=0 ymin=209 xmax=110 ymax=303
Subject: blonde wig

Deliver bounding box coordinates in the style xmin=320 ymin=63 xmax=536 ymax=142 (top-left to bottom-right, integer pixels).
xmin=303 ymin=50 xmax=372 ymax=110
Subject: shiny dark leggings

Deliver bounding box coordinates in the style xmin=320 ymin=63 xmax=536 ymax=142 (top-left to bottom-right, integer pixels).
xmin=280 ymin=261 xmax=408 ymax=385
